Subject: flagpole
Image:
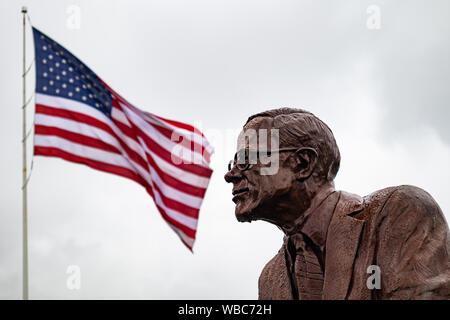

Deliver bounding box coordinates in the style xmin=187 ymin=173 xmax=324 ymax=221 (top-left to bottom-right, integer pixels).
xmin=21 ymin=5 xmax=29 ymax=301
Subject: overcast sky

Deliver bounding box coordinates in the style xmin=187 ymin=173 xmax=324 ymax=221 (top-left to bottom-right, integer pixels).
xmin=1 ymin=0 xmax=449 ymax=299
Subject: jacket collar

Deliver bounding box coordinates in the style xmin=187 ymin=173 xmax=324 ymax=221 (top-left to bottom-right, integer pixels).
xmin=283 ymin=186 xmax=337 ymax=249
xmin=322 ymin=191 xmax=365 ymax=299
xmin=300 ymin=190 xmax=340 ymax=251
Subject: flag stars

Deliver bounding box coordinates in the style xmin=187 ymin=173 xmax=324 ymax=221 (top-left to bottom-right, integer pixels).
xmin=35 ymin=30 xmax=113 ymax=116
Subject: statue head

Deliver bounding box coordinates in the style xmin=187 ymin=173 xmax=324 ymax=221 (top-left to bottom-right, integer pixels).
xmin=224 ymin=108 xmax=340 ymax=226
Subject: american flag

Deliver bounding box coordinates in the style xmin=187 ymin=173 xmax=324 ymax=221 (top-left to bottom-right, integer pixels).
xmin=31 ymin=27 xmax=214 ymax=251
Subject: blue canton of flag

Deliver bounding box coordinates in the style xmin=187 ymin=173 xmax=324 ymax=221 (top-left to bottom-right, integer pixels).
xmin=33 ymin=27 xmax=113 ymax=117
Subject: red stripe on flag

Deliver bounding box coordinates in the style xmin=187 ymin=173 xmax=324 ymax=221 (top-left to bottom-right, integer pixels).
xmin=144 ymin=186 xmax=197 ymax=239
xmin=36 ymin=104 xmax=152 ymax=174
xmin=133 ymin=124 xmax=213 ymax=178
xmin=35 ymin=125 xmax=121 ymax=155
xmin=34 ymin=146 xmax=146 ymax=186
xmin=145 ymin=152 xmax=207 ymax=198
xmin=36 ymin=104 xmax=117 ymax=138
xmin=146 ymin=120 xmax=210 ymax=162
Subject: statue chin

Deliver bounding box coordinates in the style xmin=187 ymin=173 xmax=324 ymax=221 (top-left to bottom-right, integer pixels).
xmin=235 ymin=201 xmax=259 ymax=223
xmin=235 ymin=211 xmax=253 ymax=223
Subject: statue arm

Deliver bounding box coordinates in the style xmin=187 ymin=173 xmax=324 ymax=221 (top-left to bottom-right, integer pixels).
xmin=376 ymin=186 xmax=450 ymax=299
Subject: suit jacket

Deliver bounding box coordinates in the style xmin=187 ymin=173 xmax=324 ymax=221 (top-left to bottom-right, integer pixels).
xmin=258 ymin=185 xmax=450 ymax=299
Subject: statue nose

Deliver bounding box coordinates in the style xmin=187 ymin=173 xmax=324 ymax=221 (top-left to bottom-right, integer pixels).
xmin=224 ymin=166 xmax=241 ymax=183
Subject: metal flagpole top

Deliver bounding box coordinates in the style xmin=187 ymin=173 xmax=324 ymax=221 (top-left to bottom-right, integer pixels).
xmin=21 ymin=6 xmax=27 ymax=14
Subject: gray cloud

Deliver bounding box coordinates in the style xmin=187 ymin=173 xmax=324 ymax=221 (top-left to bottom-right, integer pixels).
xmin=372 ymin=1 xmax=450 ymax=143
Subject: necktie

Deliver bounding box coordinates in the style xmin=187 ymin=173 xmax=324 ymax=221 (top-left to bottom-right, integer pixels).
xmin=289 ymin=233 xmax=324 ymax=300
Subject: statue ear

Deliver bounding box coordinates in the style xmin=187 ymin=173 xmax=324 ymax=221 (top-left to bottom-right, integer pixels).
xmin=290 ymin=147 xmax=318 ymax=180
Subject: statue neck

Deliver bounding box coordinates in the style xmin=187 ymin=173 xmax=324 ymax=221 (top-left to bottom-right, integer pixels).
xmin=273 ymin=182 xmax=336 ymax=234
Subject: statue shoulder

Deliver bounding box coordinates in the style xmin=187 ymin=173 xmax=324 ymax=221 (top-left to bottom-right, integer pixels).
xmin=361 ymin=185 xmax=446 ymax=231
xmin=365 ymin=185 xmax=442 ymax=214
xmin=363 ymin=185 xmax=450 ymax=299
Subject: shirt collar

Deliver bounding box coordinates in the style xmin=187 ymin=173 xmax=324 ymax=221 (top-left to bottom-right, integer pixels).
xmin=285 ymin=188 xmax=340 ymax=251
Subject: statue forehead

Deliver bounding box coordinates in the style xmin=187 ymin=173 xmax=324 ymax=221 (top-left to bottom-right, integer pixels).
xmin=237 ymin=117 xmax=278 ymax=151
xmin=244 ymin=116 xmax=275 ymax=131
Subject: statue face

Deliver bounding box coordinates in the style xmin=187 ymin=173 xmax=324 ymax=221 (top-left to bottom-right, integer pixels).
xmin=224 ymin=117 xmax=298 ymax=223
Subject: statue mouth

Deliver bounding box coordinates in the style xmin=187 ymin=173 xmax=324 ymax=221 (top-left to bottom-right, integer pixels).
xmin=232 ymin=187 xmax=249 ymax=202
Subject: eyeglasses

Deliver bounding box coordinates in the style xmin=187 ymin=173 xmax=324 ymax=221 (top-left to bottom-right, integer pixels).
xmin=227 ymin=147 xmax=299 ymax=172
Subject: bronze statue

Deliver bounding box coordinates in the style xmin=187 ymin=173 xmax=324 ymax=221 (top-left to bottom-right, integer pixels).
xmin=224 ymin=108 xmax=450 ymax=300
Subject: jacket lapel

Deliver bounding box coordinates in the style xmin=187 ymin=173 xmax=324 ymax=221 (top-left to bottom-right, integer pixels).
xmin=323 ymin=191 xmax=365 ymax=300
xmin=278 ymin=239 xmax=296 ymax=299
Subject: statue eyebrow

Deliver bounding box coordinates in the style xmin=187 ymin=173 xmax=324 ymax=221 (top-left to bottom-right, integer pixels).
xmin=233 ymin=147 xmax=299 ymax=159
